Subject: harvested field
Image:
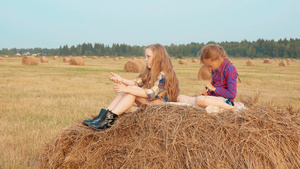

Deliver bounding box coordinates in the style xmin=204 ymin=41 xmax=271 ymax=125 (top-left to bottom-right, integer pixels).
xmin=0 ymin=57 xmax=299 ymax=168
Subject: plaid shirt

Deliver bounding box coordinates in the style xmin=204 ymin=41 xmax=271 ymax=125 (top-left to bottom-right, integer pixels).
xmin=209 ymin=60 xmax=237 ymax=105
xmin=135 ymin=71 xmax=166 ymax=101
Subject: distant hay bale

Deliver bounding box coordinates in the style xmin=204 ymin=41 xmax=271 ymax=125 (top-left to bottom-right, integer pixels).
xmin=279 ymin=61 xmax=287 ymax=66
xmin=124 ymin=59 xmax=145 ymax=73
xmin=63 ymin=57 xmax=71 ymax=62
xmin=192 ymin=59 xmax=198 ymax=63
xmin=0 ymin=57 xmax=3 ymax=60
xmin=263 ymin=59 xmax=272 ymax=64
xmin=178 ymin=59 xmax=187 ymax=65
xmin=114 ymin=57 xmax=119 ymax=61
xmin=69 ymin=57 xmax=84 ymax=66
xmin=82 ymin=56 xmax=87 ymax=59
xmin=40 ymin=56 xmax=49 ymax=63
xmin=292 ymin=59 xmax=296 ymax=62
xmin=286 ymin=59 xmax=291 ymax=62
xmin=38 ymin=104 xmax=300 ymax=169
xmin=92 ymin=56 xmax=98 ymax=59
xmin=22 ymin=56 xmax=38 ymax=65
xmin=286 ymin=61 xmax=290 ymax=65
xmin=4 ymin=55 xmax=9 ymax=58
xmin=132 ymin=57 xmax=137 ymax=60
xmin=104 ymin=56 xmax=110 ymax=59
xmin=246 ymin=60 xmax=255 ymax=66
xmin=119 ymin=56 xmax=124 ymax=59
xmin=53 ymin=56 xmax=59 ymax=60
xmin=198 ymin=65 xmax=211 ymax=80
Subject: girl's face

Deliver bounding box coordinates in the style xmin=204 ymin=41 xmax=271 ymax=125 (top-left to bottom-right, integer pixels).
xmin=145 ymin=48 xmax=154 ymax=69
xmin=202 ymin=57 xmax=224 ymax=71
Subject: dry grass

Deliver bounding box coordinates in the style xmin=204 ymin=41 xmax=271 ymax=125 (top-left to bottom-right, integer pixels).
xmin=0 ymin=57 xmax=299 ymax=168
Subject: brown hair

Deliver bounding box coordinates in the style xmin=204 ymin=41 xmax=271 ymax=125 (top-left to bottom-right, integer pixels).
xmin=200 ymin=44 xmax=231 ymax=63
xmin=138 ymin=44 xmax=179 ymax=102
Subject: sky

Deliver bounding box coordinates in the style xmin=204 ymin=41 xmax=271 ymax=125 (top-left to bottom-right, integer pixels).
xmin=0 ymin=0 xmax=299 ymax=49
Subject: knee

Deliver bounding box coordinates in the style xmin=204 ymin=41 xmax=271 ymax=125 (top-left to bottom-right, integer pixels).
xmin=195 ymin=96 xmax=206 ymax=107
xmin=177 ymin=95 xmax=186 ymax=102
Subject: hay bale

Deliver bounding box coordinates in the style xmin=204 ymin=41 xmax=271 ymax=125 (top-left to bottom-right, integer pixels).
xmin=292 ymin=59 xmax=296 ymax=62
xmin=38 ymin=104 xmax=300 ymax=169
xmin=104 ymin=56 xmax=110 ymax=59
xmin=178 ymin=59 xmax=187 ymax=65
xmin=124 ymin=59 xmax=145 ymax=73
xmin=263 ymin=59 xmax=272 ymax=64
xmin=82 ymin=56 xmax=87 ymax=59
xmin=69 ymin=57 xmax=84 ymax=66
xmin=0 ymin=57 xmax=3 ymax=60
xmin=279 ymin=61 xmax=287 ymax=66
xmin=22 ymin=56 xmax=38 ymax=65
xmin=63 ymin=57 xmax=71 ymax=62
xmin=92 ymin=56 xmax=98 ymax=59
xmin=198 ymin=65 xmax=211 ymax=81
xmin=53 ymin=56 xmax=59 ymax=60
xmin=40 ymin=56 xmax=49 ymax=63
xmin=192 ymin=59 xmax=198 ymax=63
xmin=4 ymin=55 xmax=9 ymax=58
xmin=114 ymin=57 xmax=119 ymax=61
xmin=119 ymin=56 xmax=124 ymax=59
xmin=246 ymin=60 xmax=255 ymax=66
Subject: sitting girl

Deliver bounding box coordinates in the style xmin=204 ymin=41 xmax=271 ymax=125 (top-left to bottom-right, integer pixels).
xmin=177 ymin=44 xmax=238 ymax=112
xmin=83 ymin=43 xmax=180 ymax=130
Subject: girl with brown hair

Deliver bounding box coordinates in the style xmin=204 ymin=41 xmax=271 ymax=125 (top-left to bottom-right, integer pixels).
xmin=83 ymin=43 xmax=180 ymax=130
xmin=177 ymin=44 xmax=238 ymax=112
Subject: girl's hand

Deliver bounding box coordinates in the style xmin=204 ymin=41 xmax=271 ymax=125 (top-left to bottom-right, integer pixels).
xmin=205 ymin=82 xmax=216 ymax=92
xmin=109 ymin=72 xmax=122 ymax=83
xmin=113 ymin=83 xmax=127 ymax=93
xmin=198 ymin=91 xmax=208 ymax=96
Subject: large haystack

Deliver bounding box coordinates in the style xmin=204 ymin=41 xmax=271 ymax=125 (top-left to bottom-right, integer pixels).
xmin=40 ymin=56 xmax=49 ymax=63
xmin=53 ymin=56 xmax=59 ymax=60
xmin=22 ymin=56 xmax=38 ymax=65
xmin=38 ymin=104 xmax=300 ymax=169
xmin=279 ymin=61 xmax=287 ymax=66
xmin=246 ymin=60 xmax=255 ymax=66
xmin=263 ymin=59 xmax=272 ymax=64
xmin=198 ymin=65 xmax=211 ymax=81
xmin=69 ymin=57 xmax=84 ymax=66
xmin=124 ymin=59 xmax=145 ymax=73
xmin=178 ymin=59 xmax=187 ymax=65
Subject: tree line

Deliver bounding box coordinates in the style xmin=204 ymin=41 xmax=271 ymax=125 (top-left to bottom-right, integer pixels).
xmin=1 ymin=38 xmax=299 ymax=58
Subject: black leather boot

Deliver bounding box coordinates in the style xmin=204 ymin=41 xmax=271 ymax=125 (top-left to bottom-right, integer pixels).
xmin=88 ymin=110 xmax=118 ymax=131
xmin=82 ymin=108 xmax=107 ymax=126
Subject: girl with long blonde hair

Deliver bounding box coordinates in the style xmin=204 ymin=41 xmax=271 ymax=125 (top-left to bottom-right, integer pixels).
xmin=83 ymin=43 xmax=180 ymax=130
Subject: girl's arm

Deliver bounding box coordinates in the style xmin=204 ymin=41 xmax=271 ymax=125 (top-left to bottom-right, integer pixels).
xmin=109 ymin=72 xmax=137 ymax=86
xmin=113 ymin=83 xmax=148 ymax=98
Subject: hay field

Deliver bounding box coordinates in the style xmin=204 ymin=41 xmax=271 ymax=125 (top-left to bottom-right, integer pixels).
xmin=0 ymin=57 xmax=299 ymax=168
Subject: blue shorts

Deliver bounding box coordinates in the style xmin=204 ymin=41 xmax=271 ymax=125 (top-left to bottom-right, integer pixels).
xmin=220 ymin=97 xmax=233 ymax=106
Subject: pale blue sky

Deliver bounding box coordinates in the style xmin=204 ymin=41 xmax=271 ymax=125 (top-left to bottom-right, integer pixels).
xmin=0 ymin=0 xmax=299 ymax=49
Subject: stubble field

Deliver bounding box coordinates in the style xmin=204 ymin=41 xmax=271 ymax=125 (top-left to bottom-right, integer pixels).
xmin=0 ymin=56 xmax=299 ymax=168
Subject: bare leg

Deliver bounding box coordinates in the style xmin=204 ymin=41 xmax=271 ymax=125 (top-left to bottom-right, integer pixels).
xmin=107 ymin=93 xmax=126 ymax=110
xmin=177 ymin=95 xmax=197 ymax=106
xmin=110 ymin=93 xmax=137 ymax=115
xmin=195 ymin=96 xmax=235 ymax=110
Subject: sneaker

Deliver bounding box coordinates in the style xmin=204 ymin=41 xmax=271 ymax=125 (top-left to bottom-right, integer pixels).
xmin=206 ymin=105 xmax=220 ymax=114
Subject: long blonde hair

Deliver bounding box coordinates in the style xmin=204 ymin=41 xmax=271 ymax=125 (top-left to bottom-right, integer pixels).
xmin=138 ymin=44 xmax=179 ymax=101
